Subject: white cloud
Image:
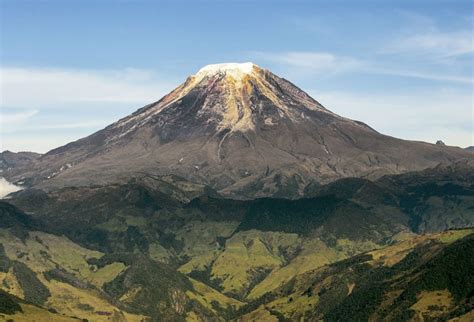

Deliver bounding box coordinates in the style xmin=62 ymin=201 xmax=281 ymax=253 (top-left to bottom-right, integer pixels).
xmin=253 ymin=51 xmax=472 ymax=84
xmin=0 ymin=109 xmax=38 ymax=123
xmin=0 ymin=178 xmax=22 ymax=199
xmin=310 ymin=88 xmax=473 ymax=147
xmin=0 ymin=67 xmax=176 ymax=109
xmin=369 ymin=68 xmax=473 ymax=84
xmin=33 ymin=120 xmax=111 ymax=130
xmin=0 ymin=66 xmax=179 ymax=153
xmin=252 ymin=15 xmax=472 ymax=84
xmin=253 ymin=51 xmax=363 ymax=73
xmin=380 ymin=12 xmax=473 ymax=60
xmin=1 ymin=120 xmax=111 ymax=135
xmin=384 ymin=30 xmax=473 ymax=58
xmin=0 ymin=133 xmax=94 ymax=153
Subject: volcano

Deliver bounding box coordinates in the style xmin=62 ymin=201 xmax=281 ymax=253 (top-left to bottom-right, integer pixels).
xmin=8 ymin=62 xmax=470 ymax=198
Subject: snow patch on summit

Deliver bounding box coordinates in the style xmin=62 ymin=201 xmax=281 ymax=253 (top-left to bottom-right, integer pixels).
xmin=195 ymin=62 xmax=256 ymax=81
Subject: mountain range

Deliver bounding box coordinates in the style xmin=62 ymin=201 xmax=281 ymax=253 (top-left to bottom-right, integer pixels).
xmin=0 ymin=63 xmax=473 ymax=321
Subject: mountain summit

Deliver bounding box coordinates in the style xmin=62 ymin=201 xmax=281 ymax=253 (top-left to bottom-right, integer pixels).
xmin=107 ymin=62 xmax=329 ymax=138
xmin=7 ymin=62 xmax=471 ymax=198
xmin=195 ymin=62 xmax=256 ymax=78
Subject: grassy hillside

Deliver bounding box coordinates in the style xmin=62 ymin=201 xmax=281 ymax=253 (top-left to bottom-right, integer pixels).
xmin=1 ymin=202 xmax=472 ymax=321
xmin=235 ymin=229 xmax=474 ymax=321
xmin=1 ymin=162 xmax=473 ymax=321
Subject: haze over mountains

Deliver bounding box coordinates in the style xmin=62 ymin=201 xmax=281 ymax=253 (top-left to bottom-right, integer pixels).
xmin=0 ymin=63 xmax=473 ymax=321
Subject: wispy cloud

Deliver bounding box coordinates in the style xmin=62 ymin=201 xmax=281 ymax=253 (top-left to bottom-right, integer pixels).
xmin=369 ymin=67 xmax=473 ymax=84
xmin=1 ymin=120 xmax=111 ymax=134
xmin=0 ymin=109 xmax=39 ymax=123
xmin=310 ymin=88 xmax=473 ymax=147
xmin=380 ymin=11 xmax=473 ymax=60
xmin=383 ymin=30 xmax=473 ymax=58
xmin=253 ymin=11 xmax=472 ymax=85
xmin=254 ymin=50 xmax=473 ymax=84
xmin=253 ymin=51 xmax=363 ymax=74
xmin=0 ymin=66 xmax=179 ymax=152
xmin=0 ymin=67 xmax=177 ymax=109
xmin=33 ymin=120 xmax=111 ymax=130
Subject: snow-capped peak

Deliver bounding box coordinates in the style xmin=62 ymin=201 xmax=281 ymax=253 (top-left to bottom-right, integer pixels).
xmin=195 ymin=62 xmax=257 ymax=80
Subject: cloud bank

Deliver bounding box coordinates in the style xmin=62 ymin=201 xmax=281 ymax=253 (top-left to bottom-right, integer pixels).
xmin=1 ymin=67 xmax=176 ymax=109
xmin=0 ymin=178 xmax=22 ymax=199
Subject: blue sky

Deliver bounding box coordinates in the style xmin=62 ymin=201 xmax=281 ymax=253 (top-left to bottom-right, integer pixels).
xmin=1 ymin=0 xmax=472 ymax=152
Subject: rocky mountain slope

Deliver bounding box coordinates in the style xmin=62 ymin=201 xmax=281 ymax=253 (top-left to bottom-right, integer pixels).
xmin=0 ymin=151 xmax=41 ymax=174
xmin=4 ymin=63 xmax=470 ymax=198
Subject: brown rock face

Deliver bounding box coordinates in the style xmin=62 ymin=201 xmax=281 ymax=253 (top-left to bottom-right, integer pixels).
xmin=0 ymin=151 xmax=41 ymax=172
xmin=7 ymin=63 xmax=471 ymax=198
